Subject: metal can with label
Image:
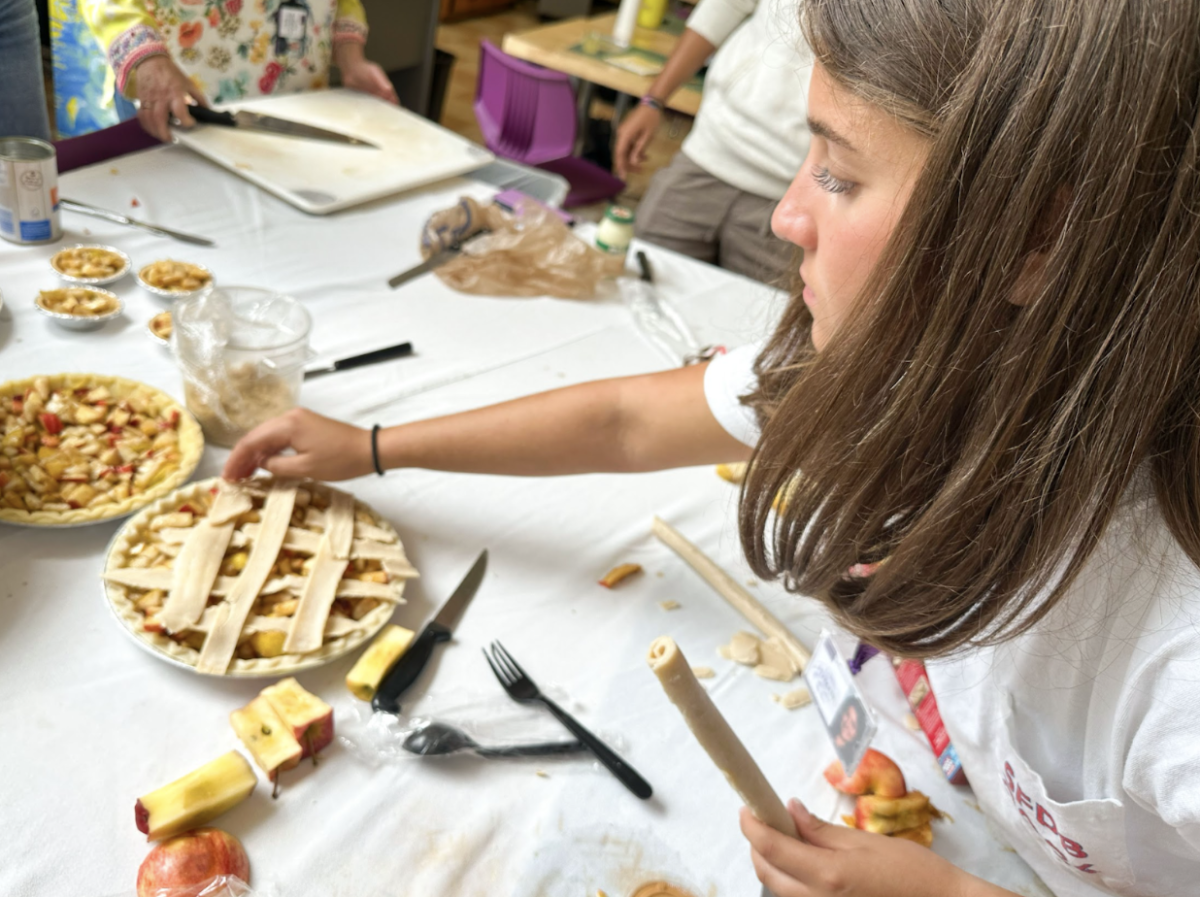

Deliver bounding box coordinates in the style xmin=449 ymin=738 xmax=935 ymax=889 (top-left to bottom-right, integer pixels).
xmin=0 ymin=137 xmax=61 ymax=245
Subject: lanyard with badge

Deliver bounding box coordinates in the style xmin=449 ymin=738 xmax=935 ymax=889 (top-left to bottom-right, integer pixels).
xmin=274 ymin=0 xmax=310 ymax=56
xmin=804 ymin=630 xmax=879 ymax=776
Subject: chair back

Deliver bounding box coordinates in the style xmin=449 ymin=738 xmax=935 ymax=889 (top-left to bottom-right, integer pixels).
xmin=474 ymin=40 xmax=577 ymax=166
xmin=54 ymin=119 xmax=160 ymax=174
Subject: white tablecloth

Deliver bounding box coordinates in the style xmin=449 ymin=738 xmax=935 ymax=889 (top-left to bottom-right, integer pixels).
xmin=0 ymin=146 xmax=1046 ymax=897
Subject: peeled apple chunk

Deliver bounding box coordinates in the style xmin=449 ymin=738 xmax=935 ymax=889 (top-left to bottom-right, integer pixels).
xmin=854 ymin=791 xmax=939 ymax=834
xmin=230 ymin=695 xmax=303 ymax=781
xmin=260 ymin=677 xmax=334 ymax=758
xmin=134 ymin=751 xmax=257 ymax=841
xmin=345 ymin=624 xmax=416 ymax=701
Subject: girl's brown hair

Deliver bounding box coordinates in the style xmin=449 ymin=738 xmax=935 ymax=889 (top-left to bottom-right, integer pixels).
xmin=742 ymin=0 xmax=1200 ymax=656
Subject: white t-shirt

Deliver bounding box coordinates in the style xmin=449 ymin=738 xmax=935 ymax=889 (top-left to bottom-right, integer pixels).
xmin=704 ymin=344 xmax=1200 ymax=896
xmin=682 ymin=0 xmax=813 ymax=200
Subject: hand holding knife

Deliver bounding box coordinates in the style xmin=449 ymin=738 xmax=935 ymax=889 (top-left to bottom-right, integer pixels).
xmin=372 ymin=550 xmax=488 ymax=714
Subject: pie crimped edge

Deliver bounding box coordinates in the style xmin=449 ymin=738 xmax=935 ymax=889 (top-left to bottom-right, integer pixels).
xmin=0 ymin=373 xmax=205 ymax=527
xmin=102 ymin=476 xmax=406 ymax=677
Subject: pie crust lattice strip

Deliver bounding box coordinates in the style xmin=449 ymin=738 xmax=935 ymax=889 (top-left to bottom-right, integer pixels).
xmin=103 ymin=476 xmax=418 ymax=676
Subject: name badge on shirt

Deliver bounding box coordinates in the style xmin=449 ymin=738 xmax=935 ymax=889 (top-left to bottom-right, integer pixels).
xmin=274 ymin=0 xmax=309 ymax=55
xmin=805 ymin=630 xmax=878 ymax=776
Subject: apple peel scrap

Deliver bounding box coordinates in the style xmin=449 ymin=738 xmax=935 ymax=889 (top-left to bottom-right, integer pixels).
xmin=599 ymin=562 xmax=642 ymax=588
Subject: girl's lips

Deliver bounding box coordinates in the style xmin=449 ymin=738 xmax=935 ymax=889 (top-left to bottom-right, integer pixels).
xmin=803 ymin=285 xmax=817 ymax=305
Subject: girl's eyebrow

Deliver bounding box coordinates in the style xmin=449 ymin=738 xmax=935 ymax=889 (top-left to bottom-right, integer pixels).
xmin=808 ymin=116 xmax=856 ymax=152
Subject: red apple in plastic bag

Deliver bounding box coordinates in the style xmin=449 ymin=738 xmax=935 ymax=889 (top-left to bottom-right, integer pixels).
xmin=136 ymin=828 xmax=250 ymax=896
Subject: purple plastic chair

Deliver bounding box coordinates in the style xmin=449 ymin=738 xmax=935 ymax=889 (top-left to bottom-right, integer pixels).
xmin=475 ymin=40 xmax=624 ymax=209
xmin=54 ymin=119 xmax=160 ymax=175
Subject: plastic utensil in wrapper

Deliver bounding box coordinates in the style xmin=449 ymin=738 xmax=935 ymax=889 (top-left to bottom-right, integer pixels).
xmin=173 ymin=287 xmax=312 ymax=447
xmin=420 ymin=196 xmax=625 ymax=300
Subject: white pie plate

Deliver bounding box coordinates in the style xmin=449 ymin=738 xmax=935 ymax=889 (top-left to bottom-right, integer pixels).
xmin=101 ymin=476 xmax=407 ymax=678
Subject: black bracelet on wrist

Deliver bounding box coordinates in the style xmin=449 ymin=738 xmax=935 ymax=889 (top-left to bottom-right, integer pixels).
xmin=370 ymin=424 xmax=385 ymax=477
xmin=640 ymin=95 xmax=666 ymax=112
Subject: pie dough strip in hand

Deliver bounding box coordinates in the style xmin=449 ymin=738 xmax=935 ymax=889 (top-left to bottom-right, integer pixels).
xmin=652 ymin=517 xmax=811 ymax=671
xmin=284 ymin=490 xmax=355 ymax=654
xmin=647 ymin=636 xmax=797 ymax=837
xmin=197 ymin=480 xmax=298 ymax=674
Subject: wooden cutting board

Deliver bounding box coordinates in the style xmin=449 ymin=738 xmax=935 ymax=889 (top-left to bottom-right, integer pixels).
xmin=173 ymin=89 xmax=494 ymax=215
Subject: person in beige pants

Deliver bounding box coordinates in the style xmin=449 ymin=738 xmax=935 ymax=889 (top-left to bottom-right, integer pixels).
xmin=615 ymin=0 xmax=811 ymax=285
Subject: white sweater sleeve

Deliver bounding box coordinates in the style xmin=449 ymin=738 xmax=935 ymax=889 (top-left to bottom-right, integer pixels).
xmin=686 ymin=0 xmax=760 ymax=48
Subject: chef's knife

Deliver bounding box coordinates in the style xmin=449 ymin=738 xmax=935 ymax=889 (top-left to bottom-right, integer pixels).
xmin=372 ymin=549 xmax=488 ymax=714
xmin=60 ymin=198 xmax=215 ymax=247
xmin=188 ymin=105 xmax=379 ymax=149
xmin=303 ymin=341 xmax=413 ymax=379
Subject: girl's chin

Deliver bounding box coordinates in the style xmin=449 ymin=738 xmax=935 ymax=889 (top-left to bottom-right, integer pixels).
xmin=810 ymin=320 xmax=828 ymax=351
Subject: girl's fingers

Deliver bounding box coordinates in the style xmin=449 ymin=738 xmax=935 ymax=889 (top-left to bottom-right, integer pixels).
xmin=262 ymin=452 xmax=310 ymax=479
xmin=739 ymin=806 xmax=831 ymax=888
xmin=787 ymin=799 xmax=844 ymax=848
xmin=749 ymin=848 xmax=807 ymax=897
xmin=224 ymin=415 xmax=299 ymax=480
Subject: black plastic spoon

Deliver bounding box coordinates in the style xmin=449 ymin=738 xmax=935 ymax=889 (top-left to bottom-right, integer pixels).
xmin=402 ymin=721 xmax=588 ymax=759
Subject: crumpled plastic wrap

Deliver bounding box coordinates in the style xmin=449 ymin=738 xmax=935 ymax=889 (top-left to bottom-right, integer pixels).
xmin=336 ymin=689 xmax=624 ymax=768
xmin=105 ymin=874 xmax=276 ymax=897
xmin=420 ymin=197 xmax=625 ymax=300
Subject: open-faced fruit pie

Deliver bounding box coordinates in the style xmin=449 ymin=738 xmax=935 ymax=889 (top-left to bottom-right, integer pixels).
xmin=103 ymin=476 xmax=417 ymax=675
xmin=0 ymin=374 xmax=203 ymax=525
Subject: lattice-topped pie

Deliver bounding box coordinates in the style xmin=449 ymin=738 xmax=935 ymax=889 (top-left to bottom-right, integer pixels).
xmin=103 ymin=476 xmax=417 ymax=676
xmin=0 ymin=374 xmax=203 ymax=525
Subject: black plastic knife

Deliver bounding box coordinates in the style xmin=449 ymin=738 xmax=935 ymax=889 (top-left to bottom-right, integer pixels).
xmin=372 ymin=549 xmax=488 ymax=714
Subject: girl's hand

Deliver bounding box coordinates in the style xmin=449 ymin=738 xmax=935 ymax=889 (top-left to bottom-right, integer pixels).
xmin=334 ymin=42 xmax=400 ymax=104
xmin=223 ymin=408 xmax=374 ymax=482
xmin=741 ymin=800 xmax=1011 ymax=897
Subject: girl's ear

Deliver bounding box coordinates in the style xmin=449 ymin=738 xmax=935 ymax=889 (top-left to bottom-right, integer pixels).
xmin=1011 ymin=186 xmax=1071 ymax=307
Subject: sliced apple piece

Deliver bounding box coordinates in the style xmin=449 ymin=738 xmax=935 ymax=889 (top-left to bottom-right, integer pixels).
xmin=230 ymin=696 xmax=302 ymax=781
xmin=824 ymin=748 xmax=907 ymax=798
xmin=133 ymin=751 xmax=257 ymax=841
xmin=260 ymin=677 xmax=334 ymax=758
xmin=889 ymin=821 xmax=934 ymax=848
xmin=854 ymin=791 xmax=939 ymax=834
xmin=345 ymin=624 xmax=416 ymax=701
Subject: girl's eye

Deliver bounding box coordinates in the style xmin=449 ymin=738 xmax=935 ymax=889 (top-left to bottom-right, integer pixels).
xmin=812 ymin=165 xmax=855 ymax=195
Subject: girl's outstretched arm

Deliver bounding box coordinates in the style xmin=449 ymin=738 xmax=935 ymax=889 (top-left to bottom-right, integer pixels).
xmin=223 ymin=363 xmax=752 ymax=481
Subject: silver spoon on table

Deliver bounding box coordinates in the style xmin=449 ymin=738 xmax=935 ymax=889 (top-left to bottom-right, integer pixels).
xmin=402 ymin=720 xmax=587 ymax=759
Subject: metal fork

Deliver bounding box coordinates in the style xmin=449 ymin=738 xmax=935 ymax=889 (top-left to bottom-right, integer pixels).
xmin=484 ymin=641 xmax=653 ymax=800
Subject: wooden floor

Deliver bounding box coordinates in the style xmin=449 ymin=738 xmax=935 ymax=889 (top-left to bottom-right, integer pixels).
xmin=434 ymin=1 xmax=691 ymax=216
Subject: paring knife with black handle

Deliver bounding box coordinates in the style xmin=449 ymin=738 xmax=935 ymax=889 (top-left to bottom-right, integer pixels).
xmin=372 ymin=549 xmax=488 ymax=714
xmin=304 ymin=342 xmax=413 ymax=379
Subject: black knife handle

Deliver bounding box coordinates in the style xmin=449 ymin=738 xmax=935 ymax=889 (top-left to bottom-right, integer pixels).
xmin=372 ymin=622 xmax=451 ymax=714
xmin=336 ymin=342 xmax=414 ymax=372
xmin=539 ymin=695 xmax=653 ymax=799
xmin=188 ymin=105 xmax=237 ymax=127
xmin=475 ymin=740 xmax=588 ymax=759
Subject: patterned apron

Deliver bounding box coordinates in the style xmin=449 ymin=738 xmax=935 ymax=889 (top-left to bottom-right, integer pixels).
xmin=150 ymin=0 xmax=338 ymax=104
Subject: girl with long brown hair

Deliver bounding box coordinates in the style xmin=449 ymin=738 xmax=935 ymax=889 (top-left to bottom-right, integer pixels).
xmin=226 ymin=0 xmax=1200 ymax=893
